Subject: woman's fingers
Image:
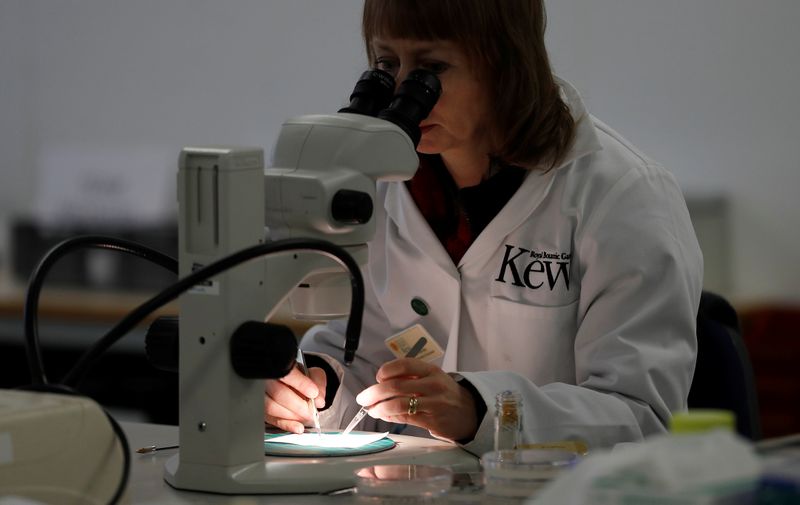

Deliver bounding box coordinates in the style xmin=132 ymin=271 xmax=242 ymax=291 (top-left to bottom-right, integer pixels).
xmin=278 ymin=365 xmax=321 ymax=401
xmin=265 ymin=377 xmax=315 ymax=419
xmin=357 ymin=357 xmax=442 ymax=407
xmin=366 ymin=394 xmax=428 ymax=420
xmin=357 ymin=361 xmax=479 ymax=441
xmin=308 ymin=366 xmax=327 ymax=409
xmin=263 ymin=365 xmax=328 ymax=432
xmin=375 ymin=357 xmax=437 ymax=382
xmin=356 ymin=374 xmax=443 ymax=407
xmin=264 ymin=403 xmax=306 ymax=434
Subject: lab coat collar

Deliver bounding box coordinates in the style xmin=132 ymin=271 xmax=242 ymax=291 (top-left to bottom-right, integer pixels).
xmin=383 ymin=78 xmax=602 ymax=270
xmin=384 ymin=181 xmax=461 ymax=278
xmin=554 ymin=77 xmax=604 ymax=170
xmin=456 ymin=80 xmax=603 ymax=267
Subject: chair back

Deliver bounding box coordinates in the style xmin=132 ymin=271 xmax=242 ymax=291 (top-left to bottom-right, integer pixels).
xmin=688 ymin=291 xmax=761 ymax=440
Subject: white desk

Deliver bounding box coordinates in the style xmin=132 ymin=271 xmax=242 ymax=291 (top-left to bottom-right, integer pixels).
xmin=122 ymin=422 xmax=480 ymax=504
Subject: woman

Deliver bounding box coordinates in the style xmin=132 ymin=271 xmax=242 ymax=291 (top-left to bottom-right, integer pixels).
xmin=265 ymin=0 xmax=702 ymax=456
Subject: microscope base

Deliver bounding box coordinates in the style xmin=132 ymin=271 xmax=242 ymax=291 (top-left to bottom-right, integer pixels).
xmin=163 ymin=432 xmax=478 ymax=495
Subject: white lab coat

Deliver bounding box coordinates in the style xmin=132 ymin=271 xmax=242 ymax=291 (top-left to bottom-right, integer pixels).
xmin=302 ymin=80 xmax=703 ymax=457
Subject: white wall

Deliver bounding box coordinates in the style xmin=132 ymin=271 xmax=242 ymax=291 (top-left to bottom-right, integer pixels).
xmin=1 ymin=1 xmax=798 ymax=305
xmin=543 ymin=0 xmax=800 ymax=305
xmin=0 ymin=0 xmax=34 ymax=215
xmin=0 ymin=0 xmax=365 ymax=224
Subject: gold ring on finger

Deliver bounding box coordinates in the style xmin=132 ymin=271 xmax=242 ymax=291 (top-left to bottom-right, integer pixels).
xmin=407 ymin=396 xmax=419 ymax=415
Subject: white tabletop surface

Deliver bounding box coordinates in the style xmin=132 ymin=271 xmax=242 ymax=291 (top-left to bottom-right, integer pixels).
xmin=122 ymin=422 xmax=480 ymax=504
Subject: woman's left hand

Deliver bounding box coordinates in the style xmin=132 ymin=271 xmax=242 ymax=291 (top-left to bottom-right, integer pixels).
xmin=355 ymin=358 xmax=478 ymax=441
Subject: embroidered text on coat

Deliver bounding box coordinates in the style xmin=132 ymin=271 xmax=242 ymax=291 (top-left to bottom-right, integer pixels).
xmin=494 ymin=244 xmax=571 ymax=290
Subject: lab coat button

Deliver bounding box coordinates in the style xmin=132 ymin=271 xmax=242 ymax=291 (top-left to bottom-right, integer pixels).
xmin=411 ymin=297 xmax=429 ymax=316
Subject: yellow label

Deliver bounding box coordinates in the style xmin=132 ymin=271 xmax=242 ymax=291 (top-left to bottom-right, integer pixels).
xmin=517 ymin=440 xmax=589 ymax=456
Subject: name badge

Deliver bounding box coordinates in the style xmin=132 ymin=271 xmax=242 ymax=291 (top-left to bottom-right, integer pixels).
xmin=384 ymin=324 xmax=444 ymax=362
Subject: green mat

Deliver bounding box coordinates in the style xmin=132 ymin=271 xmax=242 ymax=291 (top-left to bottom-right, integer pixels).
xmin=264 ymin=432 xmax=396 ymax=458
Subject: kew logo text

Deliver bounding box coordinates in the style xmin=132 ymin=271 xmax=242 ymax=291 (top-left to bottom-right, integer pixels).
xmin=494 ymin=244 xmax=571 ymax=290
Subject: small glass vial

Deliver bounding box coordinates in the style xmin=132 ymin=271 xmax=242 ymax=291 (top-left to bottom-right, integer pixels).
xmin=494 ymin=390 xmax=523 ymax=451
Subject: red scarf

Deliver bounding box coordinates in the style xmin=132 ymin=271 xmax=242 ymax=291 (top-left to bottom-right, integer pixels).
xmin=406 ymin=155 xmax=526 ymax=264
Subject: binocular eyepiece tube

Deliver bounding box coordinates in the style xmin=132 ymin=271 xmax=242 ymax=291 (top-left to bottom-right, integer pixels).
xmin=334 ymin=68 xmax=440 ymax=366
xmin=339 ymin=68 xmax=442 ymax=147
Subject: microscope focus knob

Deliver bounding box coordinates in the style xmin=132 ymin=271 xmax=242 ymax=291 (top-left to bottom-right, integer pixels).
xmin=332 ymin=189 xmax=373 ymax=224
xmin=230 ymin=321 xmax=298 ymax=379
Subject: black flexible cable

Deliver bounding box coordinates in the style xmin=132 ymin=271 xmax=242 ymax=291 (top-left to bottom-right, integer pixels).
xmin=16 ymin=383 xmax=131 ymax=505
xmin=61 ymin=238 xmax=364 ymax=388
xmin=23 ymin=235 xmax=178 ymax=385
xmin=20 ymin=237 xmax=362 ymax=503
xmin=103 ymin=409 xmax=131 ymax=505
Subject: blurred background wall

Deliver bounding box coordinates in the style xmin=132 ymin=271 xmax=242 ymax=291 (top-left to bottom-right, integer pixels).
xmin=1 ymin=0 xmax=798 ymax=305
xmin=1 ymin=0 xmax=797 ymax=433
xmin=544 ymin=0 xmax=800 ymax=307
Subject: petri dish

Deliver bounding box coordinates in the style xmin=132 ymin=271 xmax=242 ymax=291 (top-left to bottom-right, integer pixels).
xmin=354 ymin=464 xmax=452 ymax=504
xmin=481 ymin=448 xmax=579 ymax=501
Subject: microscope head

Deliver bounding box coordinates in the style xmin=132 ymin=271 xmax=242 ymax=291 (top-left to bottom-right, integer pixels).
xmin=266 ymin=69 xmax=441 ymax=243
xmin=265 ymin=69 xmax=441 ymax=320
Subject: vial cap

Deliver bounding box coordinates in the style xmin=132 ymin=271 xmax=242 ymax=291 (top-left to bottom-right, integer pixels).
xmin=495 ymin=390 xmax=522 ymax=409
xmin=669 ymin=409 xmax=735 ymax=434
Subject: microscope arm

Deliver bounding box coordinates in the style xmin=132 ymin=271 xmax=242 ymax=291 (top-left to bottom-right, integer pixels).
xmin=166 ymin=113 xmax=418 ymax=493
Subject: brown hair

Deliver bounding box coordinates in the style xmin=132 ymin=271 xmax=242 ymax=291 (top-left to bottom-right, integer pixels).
xmin=362 ymin=0 xmax=575 ymax=170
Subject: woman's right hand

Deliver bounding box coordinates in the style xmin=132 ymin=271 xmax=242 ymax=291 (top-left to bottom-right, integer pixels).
xmin=264 ymin=365 xmax=327 ymax=433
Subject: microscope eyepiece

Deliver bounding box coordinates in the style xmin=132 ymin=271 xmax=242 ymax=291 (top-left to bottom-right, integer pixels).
xmin=339 ymin=68 xmax=442 ymax=146
xmin=338 ymin=69 xmax=396 ymax=117
xmin=378 ymin=69 xmax=442 ymax=147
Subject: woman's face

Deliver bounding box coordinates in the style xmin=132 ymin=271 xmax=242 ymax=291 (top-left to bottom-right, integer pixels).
xmin=370 ymin=37 xmax=492 ymax=159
